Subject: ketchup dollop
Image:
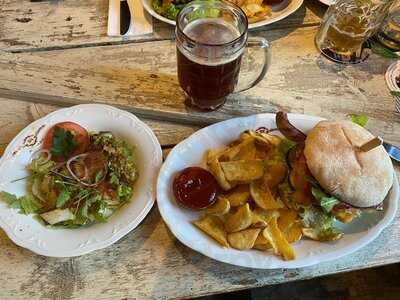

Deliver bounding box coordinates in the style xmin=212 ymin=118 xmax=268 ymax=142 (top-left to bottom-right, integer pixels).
xmin=173 ymin=167 xmax=218 ymax=210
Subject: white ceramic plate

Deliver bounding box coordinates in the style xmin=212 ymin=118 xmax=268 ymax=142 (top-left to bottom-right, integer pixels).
xmin=141 ymin=0 xmax=304 ymax=29
xmin=318 ymin=0 xmax=333 ymax=6
xmin=385 ymin=60 xmax=400 ymax=113
xmin=157 ymin=113 xmax=399 ymax=269
xmin=0 ymin=104 xmax=162 ymax=257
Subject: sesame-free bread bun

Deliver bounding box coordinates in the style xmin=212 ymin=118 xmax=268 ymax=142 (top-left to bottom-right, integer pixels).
xmin=304 ymin=121 xmax=394 ymax=208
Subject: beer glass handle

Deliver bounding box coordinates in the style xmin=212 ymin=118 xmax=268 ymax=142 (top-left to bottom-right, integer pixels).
xmin=235 ymin=37 xmax=271 ymax=93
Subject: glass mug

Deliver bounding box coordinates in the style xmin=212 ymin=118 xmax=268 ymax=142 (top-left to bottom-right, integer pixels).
xmin=377 ymin=1 xmax=400 ymax=51
xmin=176 ymin=0 xmax=271 ymax=110
xmin=315 ymin=0 xmax=394 ymax=64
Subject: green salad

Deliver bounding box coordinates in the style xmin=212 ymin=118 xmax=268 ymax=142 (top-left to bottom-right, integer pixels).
xmin=0 ymin=122 xmax=138 ymax=228
xmin=152 ymin=0 xmax=191 ymax=20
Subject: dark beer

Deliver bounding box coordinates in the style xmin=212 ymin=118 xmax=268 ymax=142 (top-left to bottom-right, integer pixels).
xmin=177 ymin=19 xmax=243 ymax=110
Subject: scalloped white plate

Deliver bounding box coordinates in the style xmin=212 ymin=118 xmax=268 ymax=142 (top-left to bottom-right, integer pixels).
xmin=385 ymin=60 xmax=400 ymax=113
xmin=0 ymin=104 xmax=162 ymax=257
xmin=141 ymin=0 xmax=304 ymax=29
xmin=157 ymin=113 xmax=399 ymax=269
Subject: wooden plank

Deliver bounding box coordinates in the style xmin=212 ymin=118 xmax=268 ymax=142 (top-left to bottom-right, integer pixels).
xmin=0 ymin=99 xmax=198 ymax=156
xmin=0 ymin=177 xmax=399 ymax=300
xmin=0 ymin=26 xmax=399 ymax=144
xmin=0 ymin=0 xmax=325 ymax=52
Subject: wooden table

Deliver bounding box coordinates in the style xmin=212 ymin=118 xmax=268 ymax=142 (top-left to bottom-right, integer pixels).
xmin=0 ymin=0 xmax=399 ymax=299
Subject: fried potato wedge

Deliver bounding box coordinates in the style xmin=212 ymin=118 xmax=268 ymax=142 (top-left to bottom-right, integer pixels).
xmin=250 ymin=180 xmax=285 ymax=210
xmin=234 ymin=140 xmax=257 ymax=161
xmin=207 ymin=151 xmax=233 ymax=191
xmin=228 ymin=228 xmax=261 ymax=250
xmin=226 ymin=185 xmax=250 ymax=207
xmin=251 ymin=208 xmax=278 ymax=227
xmin=263 ymin=217 xmax=295 ymax=260
xmin=277 ymin=209 xmax=302 ymax=243
xmin=277 ymin=209 xmax=299 ymax=232
xmin=285 ymin=222 xmax=303 ymax=243
xmin=220 ymin=160 xmax=264 ymax=182
xmin=193 ymin=215 xmax=230 ymax=247
xmin=253 ymin=230 xmax=272 ymax=249
xmin=225 ymin=203 xmax=252 ymax=232
xmin=205 ymin=197 xmax=230 ymax=216
xmin=264 ymin=162 xmax=288 ymax=189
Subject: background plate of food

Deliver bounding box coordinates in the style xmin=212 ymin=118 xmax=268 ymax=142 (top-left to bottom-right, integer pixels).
xmin=157 ymin=113 xmax=398 ymax=269
xmin=0 ymin=104 xmax=162 ymax=257
xmin=142 ymin=0 xmax=304 ymax=29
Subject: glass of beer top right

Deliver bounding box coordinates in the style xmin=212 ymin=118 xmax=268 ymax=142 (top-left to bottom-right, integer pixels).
xmin=315 ymin=0 xmax=394 ymax=64
xmin=176 ymin=0 xmax=271 ymax=110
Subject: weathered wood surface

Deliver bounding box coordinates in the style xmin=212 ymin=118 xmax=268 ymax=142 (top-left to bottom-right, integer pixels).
xmin=1 ymin=1 xmax=400 ymax=298
xmin=0 ymin=100 xmax=399 ymax=300
xmin=0 ymin=0 xmax=325 ymax=52
xmin=0 ymin=99 xmax=198 ymax=156
xmin=0 ymin=25 xmax=399 ymax=143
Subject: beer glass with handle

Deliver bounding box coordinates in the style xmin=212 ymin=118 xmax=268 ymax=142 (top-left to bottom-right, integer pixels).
xmin=176 ymin=0 xmax=271 ymax=110
xmin=315 ymin=0 xmax=394 ymax=64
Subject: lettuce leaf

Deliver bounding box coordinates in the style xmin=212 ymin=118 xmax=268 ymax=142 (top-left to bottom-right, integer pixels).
xmin=300 ymin=205 xmax=342 ymax=241
xmin=19 ymin=194 xmax=42 ymax=214
xmin=349 ymin=114 xmax=368 ymax=127
xmin=311 ymin=187 xmax=340 ymax=213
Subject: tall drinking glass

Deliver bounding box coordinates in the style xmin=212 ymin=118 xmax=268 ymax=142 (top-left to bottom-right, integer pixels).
xmin=315 ymin=0 xmax=394 ymax=64
xmin=377 ymin=1 xmax=400 ymax=51
xmin=176 ymin=0 xmax=271 ymax=110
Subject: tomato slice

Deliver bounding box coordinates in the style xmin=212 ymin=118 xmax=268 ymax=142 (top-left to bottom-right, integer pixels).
xmin=42 ymin=122 xmax=89 ymax=159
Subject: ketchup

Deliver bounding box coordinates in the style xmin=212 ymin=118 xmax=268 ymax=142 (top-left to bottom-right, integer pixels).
xmin=173 ymin=167 xmax=218 ymax=210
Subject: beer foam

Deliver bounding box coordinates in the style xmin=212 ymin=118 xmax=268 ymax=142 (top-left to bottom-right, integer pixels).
xmin=178 ymin=19 xmax=244 ymax=66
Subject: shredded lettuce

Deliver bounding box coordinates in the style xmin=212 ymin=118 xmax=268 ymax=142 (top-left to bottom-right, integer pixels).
xmin=311 ymin=186 xmax=340 ymax=213
xmin=19 ymin=194 xmax=42 ymax=214
xmin=300 ymin=205 xmax=342 ymax=241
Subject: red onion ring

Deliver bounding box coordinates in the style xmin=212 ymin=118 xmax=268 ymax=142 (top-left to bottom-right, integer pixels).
xmin=66 ymin=153 xmax=106 ymax=187
xmin=30 ymin=149 xmax=51 ymax=164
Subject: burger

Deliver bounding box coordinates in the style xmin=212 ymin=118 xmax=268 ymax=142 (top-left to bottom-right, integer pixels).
xmin=276 ymin=112 xmax=394 ymax=241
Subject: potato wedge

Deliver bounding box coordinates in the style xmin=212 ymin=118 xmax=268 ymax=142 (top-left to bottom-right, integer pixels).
xmin=205 ymin=197 xmax=230 ymax=216
xmin=220 ymin=160 xmax=264 ymax=182
xmin=251 ymin=208 xmax=279 ymax=227
xmin=253 ymin=230 xmax=272 ymax=249
xmin=225 ymin=203 xmax=252 ymax=232
xmin=207 ymin=152 xmax=233 ymax=191
xmin=193 ymin=215 xmax=230 ymax=247
xmin=226 ymin=185 xmax=250 ymax=207
xmin=277 ymin=209 xmax=299 ymax=232
xmin=285 ymin=222 xmax=303 ymax=243
xmin=250 ymin=180 xmax=285 ymax=210
xmin=228 ymin=228 xmax=261 ymax=250
xmin=262 ymin=217 xmax=295 ymax=260
xmin=264 ymin=162 xmax=288 ymax=189
xmin=234 ymin=140 xmax=257 ymax=161
xmin=277 ymin=209 xmax=303 ymax=243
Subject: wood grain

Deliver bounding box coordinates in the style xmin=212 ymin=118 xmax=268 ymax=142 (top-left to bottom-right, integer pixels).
xmin=0 ymin=26 xmax=399 ymax=143
xmin=0 ymin=99 xmax=198 ymax=156
xmin=0 ymin=0 xmax=325 ymax=52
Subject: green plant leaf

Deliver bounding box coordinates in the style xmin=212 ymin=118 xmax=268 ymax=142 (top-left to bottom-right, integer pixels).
xmin=370 ymin=40 xmax=400 ymax=59
xmin=50 ymin=127 xmax=77 ymax=158
xmin=56 ymin=189 xmax=71 ymax=208
xmin=391 ymin=90 xmax=400 ymax=97
xmin=19 ymin=194 xmax=41 ymax=214
xmin=349 ymin=114 xmax=368 ymax=127
xmin=311 ymin=187 xmax=340 ymax=213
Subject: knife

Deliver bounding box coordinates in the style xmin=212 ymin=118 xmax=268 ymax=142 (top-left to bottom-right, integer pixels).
xmin=383 ymin=142 xmax=400 ymax=163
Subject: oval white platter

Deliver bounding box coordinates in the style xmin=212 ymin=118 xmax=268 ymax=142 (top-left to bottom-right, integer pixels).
xmin=157 ymin=113 xmax=399 ymax=269
xmin=141 ymin=0 xmax=304 ymax=30
xmin=385 ymin=60 xmax=400 ymax=113
xmin=0 ymin=104 xmax=162 ymax=257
